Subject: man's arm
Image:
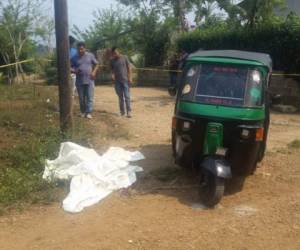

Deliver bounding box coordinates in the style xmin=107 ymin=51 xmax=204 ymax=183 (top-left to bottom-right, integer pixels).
xmin=90 ymin=64 xmax=99 ymax=80
xmin=92 ymin=64 xmax=100 ymax=76
xmin=91 ymin=54 xmax=100 ymax=80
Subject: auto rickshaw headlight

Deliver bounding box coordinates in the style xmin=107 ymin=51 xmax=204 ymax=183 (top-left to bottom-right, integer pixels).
xmin=217 ymin=165 xmax=224 ymax=174
xmin=182 ymin=84 xmax=191 ymax=95
xmin=216 ymin=147 xmax=227 ymax=156
xmin=183 ymin=121 xmax=191 ymax=130
xmin=241 ymin=129 xmax=250 ymax=139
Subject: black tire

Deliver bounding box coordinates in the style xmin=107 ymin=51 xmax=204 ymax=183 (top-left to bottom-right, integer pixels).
xmin=257 ymin=143 xmax=266 ymax=162
xmin=171 ymin=130 xmax=176 ymax=157
xmin=250 ymin=161 xmax=258 ymax=175
xmin=199 ymin=170 xmax=225 ymax=207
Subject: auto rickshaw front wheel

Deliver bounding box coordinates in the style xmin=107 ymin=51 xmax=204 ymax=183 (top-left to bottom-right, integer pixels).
xmin=199 ymin=170 xmax=225 ymax=207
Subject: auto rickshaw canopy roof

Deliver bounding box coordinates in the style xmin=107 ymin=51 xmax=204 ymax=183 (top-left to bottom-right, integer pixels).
xmin=188 ymin=50 xmax=272 ymax=71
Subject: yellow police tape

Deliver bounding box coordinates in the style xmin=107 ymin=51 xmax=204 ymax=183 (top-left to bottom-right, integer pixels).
xmin=0 ymin=59 xmax=34 ymax=69
xmin=1 ymin=59 xmax=300 ymax=76
xmin=272 ymin=73 xmax=300 ymax=77
xmin=133 ymin=67 xmax=182 ymax=73
xmin=100 ymin=64 xmax=182 ymax=73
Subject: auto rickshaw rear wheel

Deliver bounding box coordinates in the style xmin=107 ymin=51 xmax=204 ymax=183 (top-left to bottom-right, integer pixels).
xmin=199 ymin=170 xmax=225 ymax=207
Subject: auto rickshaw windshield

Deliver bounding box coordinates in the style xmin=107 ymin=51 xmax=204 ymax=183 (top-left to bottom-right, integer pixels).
xmin=181 ymin=64 xmax=264 ymax=107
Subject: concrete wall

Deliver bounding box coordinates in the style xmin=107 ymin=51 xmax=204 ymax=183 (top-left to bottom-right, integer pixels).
xmin=269 ymin=72 xmax=300 ymax=108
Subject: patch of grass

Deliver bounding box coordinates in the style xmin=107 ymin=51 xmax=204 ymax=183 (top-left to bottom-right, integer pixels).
xmin=288 ymin=139 xmax=300 ymax=149
xmin=0 ymin=84 xmax=90 ymax=214
xmin=0 ymin=84 xmax=35 ymax=101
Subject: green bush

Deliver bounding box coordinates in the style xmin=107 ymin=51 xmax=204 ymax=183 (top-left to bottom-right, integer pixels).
xmin=40 ymin=54 xmax=58 ymax=85
xmin=177 ymin=17 xmax=300 ymax=72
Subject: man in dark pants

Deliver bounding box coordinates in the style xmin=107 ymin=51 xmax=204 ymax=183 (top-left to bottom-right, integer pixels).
xmin=110 ymin=47 xmax=132 ymax=118
xmin=71 ymin=42 xmax=99 ymax=119
xmin=169 ymin=53 xmax=179 ymax=87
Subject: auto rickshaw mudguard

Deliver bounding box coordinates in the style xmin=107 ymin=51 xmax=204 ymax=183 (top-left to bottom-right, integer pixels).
xmin=201 ymin=157 xmax=232 ymax=179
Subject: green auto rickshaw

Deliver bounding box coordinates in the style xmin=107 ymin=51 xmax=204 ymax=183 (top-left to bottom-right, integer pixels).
xmin=170 ymin=50 xmax=272 ymax=207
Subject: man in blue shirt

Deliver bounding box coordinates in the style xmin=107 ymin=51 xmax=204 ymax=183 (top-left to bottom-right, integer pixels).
xmin=69 ymin=36 xmax=77 ymax=59
xmin=71 ymin=42 xmax=100 ymax=119
xmin=69 ymin=36 xmax=77 ymax=97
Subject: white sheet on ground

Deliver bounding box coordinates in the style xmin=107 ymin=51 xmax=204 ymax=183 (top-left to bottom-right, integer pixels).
xmin=43 ymin=142 xmax=145 ymax=213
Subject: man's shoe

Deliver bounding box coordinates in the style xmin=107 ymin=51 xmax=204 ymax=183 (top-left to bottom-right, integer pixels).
xmin=86 ymin=114 xmax=92 ymax=119
xmin=79 ymin=113 xmax=85 ymax=118
xmin=127 ymin=112 xmax=132 ymax=118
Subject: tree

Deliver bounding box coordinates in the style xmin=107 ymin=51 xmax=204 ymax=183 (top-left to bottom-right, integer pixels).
xmin=238 ymin=0 xmax=286 ymax=27
xmin=117 ymin=0 xmax=227 ymax=31
xmin=0 ymin=0 xmax=47 ymax=84
xmin=73 ymin=7 xmax=133 ymax=52
xmin=128 ymin=11 xmax=174 ymax=66
xmin=35 ymin=16 xmax=55 ymax=55
xmin=162 ymin=0 xmax=190 ymax=31
xmin=117 ymin=0 xmax=191 ymax=31
xmin=192 ymin=0 xmax=225 ymax=26
xmin=218 ymin=0 xmax=287 ymax=27
xmin=85 ymin=1 xmax=176 ymax=66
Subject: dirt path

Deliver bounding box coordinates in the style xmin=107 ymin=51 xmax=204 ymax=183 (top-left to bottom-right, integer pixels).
xmin=1 ymin=86 xmax=300 ymax=250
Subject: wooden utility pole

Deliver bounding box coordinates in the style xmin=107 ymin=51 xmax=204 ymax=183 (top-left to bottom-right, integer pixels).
xmin=54 ymin=0 xmax=73 ymax=133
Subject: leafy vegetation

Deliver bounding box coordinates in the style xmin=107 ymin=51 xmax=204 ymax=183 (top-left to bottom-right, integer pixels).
xmin=0 ymin=85 xmax=91 ymax=213
xmin=177 ymin=13 xmax=300 ymax=72
xmin=218 ymin=0 xmax=286 ymax=27
xmin=75 ymin=0 xmax=296 ymax=69
xmin=0 ymin=0 xmax=54 ymax=84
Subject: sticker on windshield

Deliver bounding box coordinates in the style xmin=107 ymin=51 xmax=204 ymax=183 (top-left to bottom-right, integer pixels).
xmin=187 ymin=68 xmax=196 ymax=77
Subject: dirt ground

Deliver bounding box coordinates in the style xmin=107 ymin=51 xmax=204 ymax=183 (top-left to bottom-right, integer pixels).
xmin=1 ymin=86 xmax=300 ymax=250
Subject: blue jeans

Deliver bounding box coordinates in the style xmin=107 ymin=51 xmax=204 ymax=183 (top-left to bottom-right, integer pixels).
xmin=115 ymin=81 xmax=131 ymax=114
xmin=76 ymin=83 xmax=94 ymax=114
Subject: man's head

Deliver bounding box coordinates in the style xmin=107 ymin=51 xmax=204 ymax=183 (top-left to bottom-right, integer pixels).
xmin=111 ymin=46 xmax=120 ymax=59
xmin=77 ymin=42 xmax=86 ymax=56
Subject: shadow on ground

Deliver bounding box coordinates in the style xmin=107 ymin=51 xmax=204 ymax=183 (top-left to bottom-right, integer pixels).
xmin=134 ymin=95 xmax=174 ymax=107
xmin=129 ymin=144 xmax=247 ymax=208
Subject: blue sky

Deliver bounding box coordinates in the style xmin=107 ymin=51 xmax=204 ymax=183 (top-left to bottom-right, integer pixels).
xmin=68 ymin=0 xmax=118 ymax=30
